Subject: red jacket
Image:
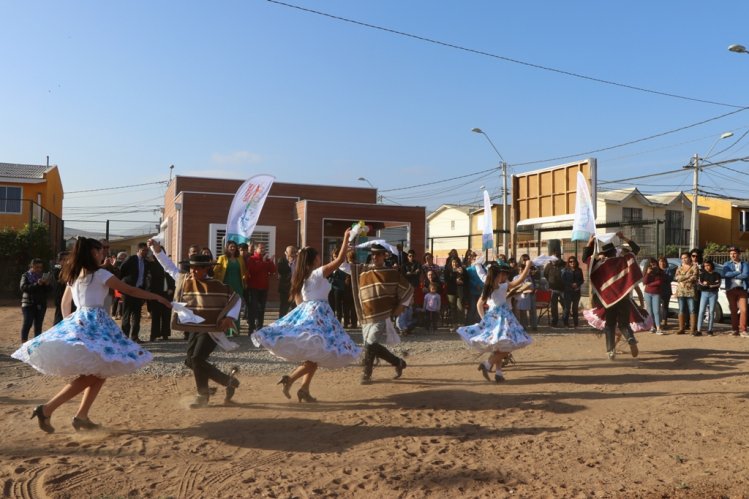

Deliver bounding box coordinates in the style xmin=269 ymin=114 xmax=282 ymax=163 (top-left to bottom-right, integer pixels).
xmin=246 ymin=253 xmax=277 ymax=290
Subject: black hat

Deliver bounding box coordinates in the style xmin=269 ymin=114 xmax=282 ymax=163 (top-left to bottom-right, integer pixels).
xmin=728 ymin=246 xmax=741 ymax=253
xmin=179 ymin=254 xmax=216 ymax=267
xmin=369 ymin=243 xmax=388 ymax=253
xmin=497 ymin=263 xmax=511 ymax=273
xmin=599 ymin=243 xmax=616 ymax=256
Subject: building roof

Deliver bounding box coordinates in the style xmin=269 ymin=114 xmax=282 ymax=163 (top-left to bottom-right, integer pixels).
xmin=645 ymin=191 xmax=693 ymax=208
xmin=0 ymin=163 xmax=54 ymax=178
xmin=597 ymin=188 xmax=654 ymax=206
xmin=427 ymin=204 xmax=475 ymax=221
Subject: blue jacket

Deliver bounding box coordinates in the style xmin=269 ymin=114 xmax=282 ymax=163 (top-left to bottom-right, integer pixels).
xmin=722 ymin=260 xmax=749 ymax=291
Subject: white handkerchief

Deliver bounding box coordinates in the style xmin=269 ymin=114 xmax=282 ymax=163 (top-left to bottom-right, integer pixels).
xmin=171 ymin=302 xmax=205 ymax=324
xmin=208 ymin=332 xmax=239 ymax=352
xmin=532 ymin=255 xmax=559 ymax=267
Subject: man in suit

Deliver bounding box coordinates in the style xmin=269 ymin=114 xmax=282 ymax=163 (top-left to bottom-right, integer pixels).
xmin=276 ymin=245 xmax=297 ymax=318
xmin=120 ymin=242 xmax=149 ymax=342
xmin=147 ymin=254 xmax=175 ymax=341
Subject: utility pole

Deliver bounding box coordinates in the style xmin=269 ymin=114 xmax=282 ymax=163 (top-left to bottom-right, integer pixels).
xmin=689 ymin=153 xmax=699 ymax=249
xmin=501 ymin=161 xmax=508 ymax=256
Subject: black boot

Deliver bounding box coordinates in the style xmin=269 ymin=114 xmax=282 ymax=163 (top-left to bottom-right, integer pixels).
xmin=361 ymin=344 xmax=375 ymax=384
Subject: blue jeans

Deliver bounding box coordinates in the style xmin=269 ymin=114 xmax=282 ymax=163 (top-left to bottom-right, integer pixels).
xmin=643 ymin=292 xmax=661 ymax=329
xmin=677 ymin=296 xmax=695 ymax=315
xmin=697 ymin=292 xmax=718 ymax=332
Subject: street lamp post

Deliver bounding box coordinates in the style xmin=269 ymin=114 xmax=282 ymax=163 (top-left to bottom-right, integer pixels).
xmin=685 ymin=131 xmax=734 ymax=249
xmin=357 ymin=177 xmax=382 ymax=203
xmin=472 ymin=128 xmax=508 ymax=256
xmin=728 ymin=43 xmax=748 ymax=54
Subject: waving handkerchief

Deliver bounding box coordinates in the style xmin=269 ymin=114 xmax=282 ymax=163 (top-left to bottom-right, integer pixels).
xmin=532 ymin=255 xmax=559 ymax=267
xmin=171 ymin=302 xmax=205 ymax=324
xmin=355 ymin=239 xmax=399 ymax=256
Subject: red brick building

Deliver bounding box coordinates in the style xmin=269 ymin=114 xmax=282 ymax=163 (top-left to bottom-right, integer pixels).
xmin=161 ymin=176 xmax=425 ymax=303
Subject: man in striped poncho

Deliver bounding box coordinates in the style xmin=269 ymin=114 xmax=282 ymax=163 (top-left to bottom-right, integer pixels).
xmin=350 ymin=244 xmax=414 ymax=384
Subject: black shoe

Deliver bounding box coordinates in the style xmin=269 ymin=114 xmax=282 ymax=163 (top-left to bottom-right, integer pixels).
xmin=478 ymin=363 xmax=491 ymax=382
xmin=72 ymin=416 xmax=101 ymax=431
xmin=31 ymin=405 xmax=54 ymax=433
xmin=394 ymin=359 xmax=407 ymax=379
xmin=189 ymin=395 xmax=209 ymax=409
xmin=692 ymin=331 xmax=702 ymax=337
xmin=360 ymin=375 xmax=372 ymax=385
xmin=224 ymin=366 xmax=240 ymax=404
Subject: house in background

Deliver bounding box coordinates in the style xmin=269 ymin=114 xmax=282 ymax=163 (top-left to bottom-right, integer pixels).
xmin=426 ymin=204 xmax=473 ymax=261
xmin=0 ymin=162 xmax=64 ymax=252
xmin=698 ymin=195 xmax=749 ymax=247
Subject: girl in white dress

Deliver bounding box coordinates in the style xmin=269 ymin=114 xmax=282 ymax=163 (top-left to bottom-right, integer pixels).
xmin=253 ymin=228 xmax=361 ymax=402
xmin=456 ymin=260 xmax=533 ymax=382
xmin=13 ymin=238 xmax=171 ymax=433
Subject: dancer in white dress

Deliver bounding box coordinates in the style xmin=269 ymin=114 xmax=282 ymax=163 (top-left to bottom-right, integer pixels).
xmin=12 ymin=237 xmax=171 ymax=433
xmin=253 ymin=228 xmax=361 ymax=402
xmin=456 ymin=260 xmax=533 ymax=382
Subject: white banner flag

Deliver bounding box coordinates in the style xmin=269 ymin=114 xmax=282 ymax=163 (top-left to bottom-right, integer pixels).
xmin=225 ymin=174 xmax=275 ymax=244
xmin=482 ymin=190 xmax=493 ymax=250
xmin=571 ymin=171 xmax=596 ymax=242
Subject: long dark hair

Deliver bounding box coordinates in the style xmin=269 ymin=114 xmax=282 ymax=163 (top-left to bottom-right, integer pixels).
xmin=224 ymin=241 xmax=239 ymax=258
xmin=480 ymin=264 xmax=505 ymax=301
xmin=61 ymin=237 xmax=103 ymax=284
xmin=289 ymin=247 xmax=318 ymax=300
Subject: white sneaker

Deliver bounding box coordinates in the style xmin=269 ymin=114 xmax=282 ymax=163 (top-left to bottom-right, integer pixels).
xmin=607 ymin=350 xmax=616 ymax=360
xmin=655 ymin=329 xmax=665 ymax=335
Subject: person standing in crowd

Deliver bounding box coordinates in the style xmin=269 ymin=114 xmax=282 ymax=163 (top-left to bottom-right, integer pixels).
xmin=642 ymin=257 xmax=664 ymax=335
xmin=350 ymin=243 xmax=414 ymax=384
xmin=147 ymin=252 xmax=175 ymax=341
xmin=149 ymin=239 xmax=241 ymax=408
xmin=98 ymin=239 xmax=119 ymax=316
xmin=445 ymin=258 xmax=465 ymax=329
xmin=562 ymin=255 xmax=584 ymax=328
xmin=329 ymin=254 xmax=347 ymax=323
xmin=422 ymin=252 xmax=441 ymax=281
xmin=246 ymin=243 xmax=277 ymax=335
xmin=543 ymin=252 xmax=566 ymax=328
xmin=254 ymin=229 xmax=361 ymax=402
xmin=674 ymin=251 xmax=698 ymax=335
xmin=238 ymin=243 xmax=253 ymax=324
xmin=213 ymin=240 xmax=246 ymax=336
xmin=456 ymin=260 xmax=533 ymax=383
xmin=512 ymin=265 xmax=535 ymax=329
xmin=52 ymin=251 xmax=70 ymax=325
xmin=423 ymin=283 xmax=442 ymax=333
xmin=696 ymin=259 xmax=721 ymax=336
xmin=582 ymin=232 xmax=641 ymax=360
xmin=342 ymin=250 xmax=358 ymax=328
xmin=118 ymin=242 xmax=149 ymax=343
xmin=723 ymin=246 xmax=749 ymax=337
xmin=464 ymin=252 xmax=484 ymax=325
xmin=110 ymin=251 xmax=128 ymax=319
xmin=277 ymin=245 xmax=298 ymax=318
xmin=13 ymin=237 xmax=168 ymax=433
xmin=20 ymin=258 xmax=52 ymax=343
xmin=657 ymin=256 xmax=674 ymax=331
xmin=520 ymin=254 xmax=540 ymax=331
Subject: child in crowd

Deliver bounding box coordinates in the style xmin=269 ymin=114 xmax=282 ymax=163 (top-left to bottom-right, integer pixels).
xmin=423 ymin=283 xmax=442 ymax=332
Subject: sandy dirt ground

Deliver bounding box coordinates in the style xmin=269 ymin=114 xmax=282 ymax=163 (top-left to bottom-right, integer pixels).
xmin=2 ymin=302 xmax=749 ymax=498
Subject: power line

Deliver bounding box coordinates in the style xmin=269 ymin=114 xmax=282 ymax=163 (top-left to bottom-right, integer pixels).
xmin=267 ymin=0 xmax=745 ymax=109
xmin=65 ymin=180 xmax=167 ymax=194
xmin=380 ymin=166 xmax=498 ymax=193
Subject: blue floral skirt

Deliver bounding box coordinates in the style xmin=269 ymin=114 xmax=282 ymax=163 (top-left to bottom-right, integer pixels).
xmin=456 ymin=303 xmax=533 ymax=353
xmin=252 ymin=300 xmax=362 ymax=369
xmin=11 ymin=307 xmax=153 ymax=378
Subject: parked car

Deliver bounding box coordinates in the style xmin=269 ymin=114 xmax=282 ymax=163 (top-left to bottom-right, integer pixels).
xmin=639 ymin=258 xmax=727 ymax=323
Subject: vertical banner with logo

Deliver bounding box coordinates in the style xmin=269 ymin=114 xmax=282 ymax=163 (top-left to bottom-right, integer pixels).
xmin=571 ymin=171 xmax=596 ymax=242
xmin=482 ymin=190 xmax=494 ymax=251
xmin=225 ymin=174 xmax=275 ymax=244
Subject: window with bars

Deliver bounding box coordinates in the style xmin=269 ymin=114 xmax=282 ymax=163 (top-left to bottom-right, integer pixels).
xmin=0 ymin=186 xmax=22 ymax=213
xmin=622 ymin=207 xmax=643 ymax=223
xmin=208 ymin=223 xmax=276 ymax=257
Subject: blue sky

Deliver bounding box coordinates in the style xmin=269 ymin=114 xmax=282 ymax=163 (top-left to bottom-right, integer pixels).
xmin=2 ymin=1 xmax=749 ymax=233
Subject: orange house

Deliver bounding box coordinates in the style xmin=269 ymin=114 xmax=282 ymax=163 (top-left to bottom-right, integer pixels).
xmin=0 ymin=162 xmax=64 ymax=250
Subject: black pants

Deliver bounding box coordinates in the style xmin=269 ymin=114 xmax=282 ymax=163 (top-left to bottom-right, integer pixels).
xmin=243 ymin=288 xmax=252 ymax=320
xmin=148 ymin=298 xmax=171 ymax=340
xmin=363 ymin=343 xmax=401 ymax=378
xmin=121 ymin=296 xmax=143 ymax=340
xmin=604 ymin=299 xmax=636 ymax=352
xmin=185 ymin=332 xmax=232 ymax=396
xmin=563 ymin=290 xmax=581 ymax=326
xmin=550 ymin=290 xmax=566 ymax=326
xmin=21 ymin=304 xmax=46 ymax=342
xmin=342 ymin=288 xmax=357 ymax=327
xmin=248 ymin=288 xmax=268 ymax=332
xmin=278 ymin=287 xmax=295 ymax=318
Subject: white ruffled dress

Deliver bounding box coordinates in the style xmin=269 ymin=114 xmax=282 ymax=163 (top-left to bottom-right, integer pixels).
xmin=252 ymin=267 xmax=362 ymax=368
xmin=12 ymin=269 xmax=153 ymax=377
